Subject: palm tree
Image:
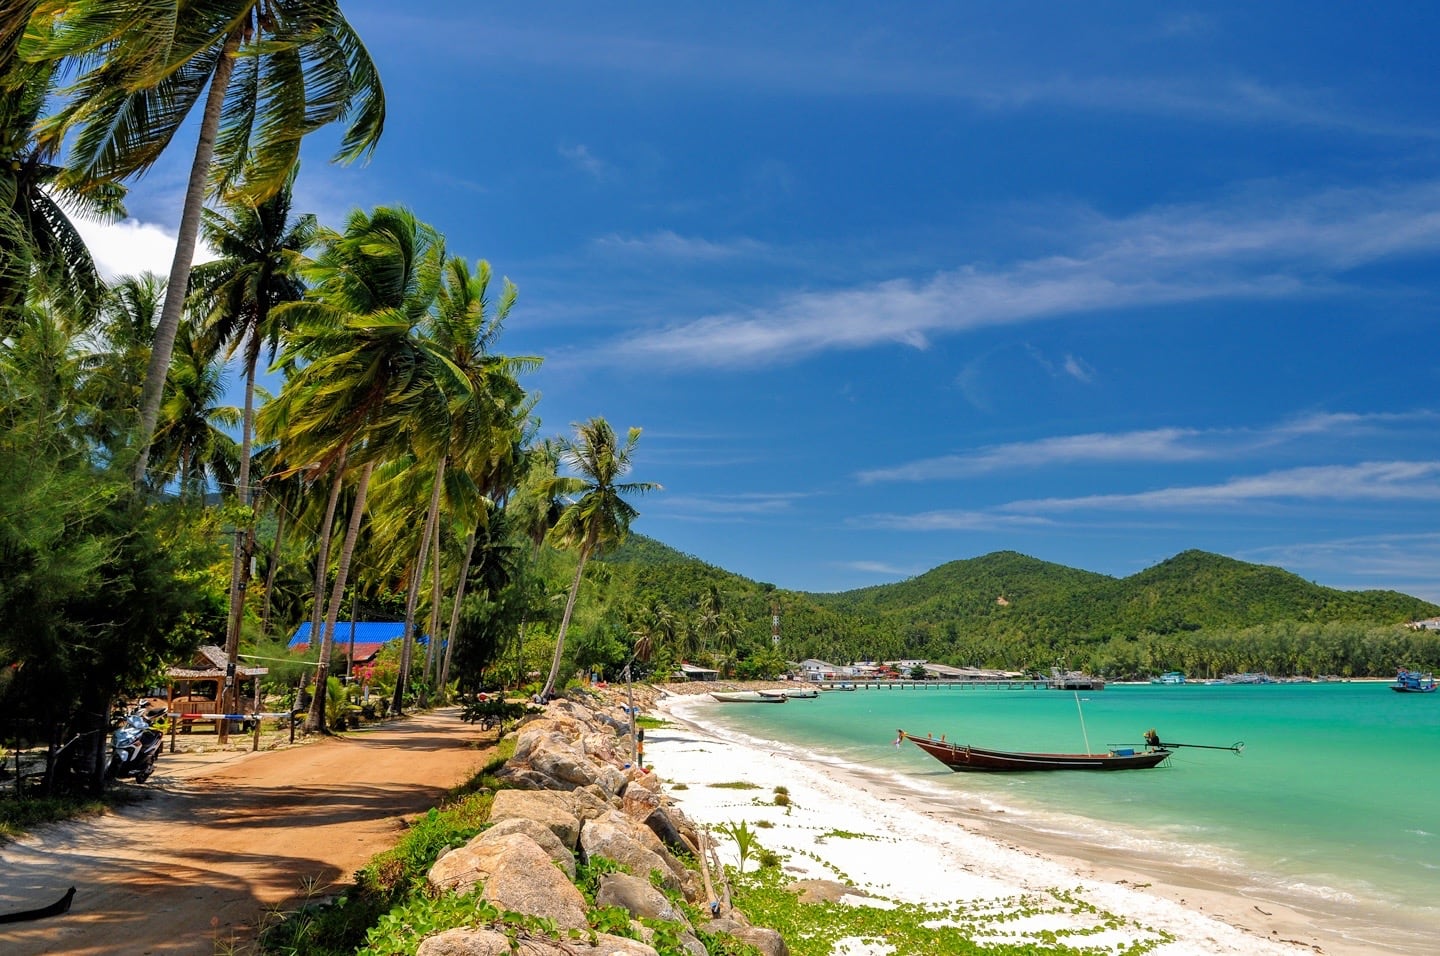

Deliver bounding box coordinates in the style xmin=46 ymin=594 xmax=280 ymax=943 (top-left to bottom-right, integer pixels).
xmin=0 ymin=56 xmax=121 ymax=335
xmin=190 ymin=169 xmax=316 ymax=696
xmin=260 ymin=205 xmax=448 ymax=732
xmin=148 ymin=321 xmax=240 ymax=500
xmin=73 ymin=272 xmax=165 ymax=465
xmin=27 ymin=0 xmax=386 ymax=482
xmin=539 ymin=418 xmax=659 ymax=701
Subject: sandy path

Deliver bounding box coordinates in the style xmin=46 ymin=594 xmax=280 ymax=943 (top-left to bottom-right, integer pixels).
xmin=0 ymin=708 xmax=493 ymax=956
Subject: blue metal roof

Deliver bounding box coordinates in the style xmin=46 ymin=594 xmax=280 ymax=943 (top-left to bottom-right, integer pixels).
xmin=288 ymin=621 xmax=427 ymax=647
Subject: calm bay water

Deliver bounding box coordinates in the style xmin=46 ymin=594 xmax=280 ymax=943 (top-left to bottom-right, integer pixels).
xmin=690 ymin=682 xmax=1440 ymax=925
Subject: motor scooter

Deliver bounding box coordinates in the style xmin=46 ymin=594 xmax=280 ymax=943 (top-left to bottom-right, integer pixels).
xmin=105 ymin=701 xmax=167 ymax=783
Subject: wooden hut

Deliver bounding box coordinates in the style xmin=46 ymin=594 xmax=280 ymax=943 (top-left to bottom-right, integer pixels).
xmin=165 ymin=645 xmax=269 ymax=733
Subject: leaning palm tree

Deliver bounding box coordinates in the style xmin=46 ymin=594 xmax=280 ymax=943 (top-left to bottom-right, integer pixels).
xmin=0 ymin=55 xmax=121 ymax=335
xmin=27 ymin=0 xmax=385 ymax=483
xmin=191 ymin=169 xmax=317 ymax=689
xmin=260 ymin=205 xmax=448 ymax=733
xmin=539 ymin=418 xmax=659 ymax=701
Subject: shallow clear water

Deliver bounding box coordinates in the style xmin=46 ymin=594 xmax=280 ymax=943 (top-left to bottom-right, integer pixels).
xmin=696 ymin=682 xmax=1440 ymax=920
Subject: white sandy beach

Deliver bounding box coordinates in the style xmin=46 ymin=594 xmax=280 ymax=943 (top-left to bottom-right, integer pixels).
xmin=649 ymin=692 xmax=1409 ymax=956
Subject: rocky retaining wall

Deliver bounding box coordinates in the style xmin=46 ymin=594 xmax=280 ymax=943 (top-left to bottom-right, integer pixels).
xmin=418 ymin=693 xmax=789 ymax=956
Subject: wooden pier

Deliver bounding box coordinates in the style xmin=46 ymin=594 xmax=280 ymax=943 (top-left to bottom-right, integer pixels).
xmin=815 ymin=679 xmax=1050 ymax=691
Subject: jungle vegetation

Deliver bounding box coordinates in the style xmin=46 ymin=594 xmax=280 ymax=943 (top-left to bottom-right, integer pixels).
xmin=4 ymin=5 xmax=1439 ymax=805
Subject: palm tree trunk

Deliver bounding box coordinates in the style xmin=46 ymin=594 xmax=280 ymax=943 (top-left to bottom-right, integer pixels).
xmin=392 ymin=455 xmax=446 ymax=715
xmin=259 ymin=502 xmax=287 ymax=637
xmin=307 ymin=460 xmax=375 ymax=733
xmin=425 ymin=515 xmax=443 ymax=687
xmin=219 ymin=339 xmax=261 ymax=725
xmin=541 ymin=546 xmax=590 ymax=700
xmin=437 ymin=527 xmax=478 ymax=691
xmin=309 ymin=449 xmax=348 ymax=648
xmin=132 ymin=27 xmax=241 ymax=484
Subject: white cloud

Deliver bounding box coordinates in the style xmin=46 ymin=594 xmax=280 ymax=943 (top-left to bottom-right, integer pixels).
xmin=592 ymin=230 xmax=767 ymax=261
xmin=652 ymin=491 xmax=806 ymax=520
xmin=1005 ymin=461 xmax=1440 ymax=513
xmin=559 ymin=144 xmax=609 ymax=180
xmin=858 ymin=412 xmax=1440 ymax=485
xmin=857 ymin=427 xmax=1209 ymax=484
xmin=837 ymin=560 xmax=916 ymax=577
xmin=1243 ymin=533 xmax=1440 ymax=604
xmin=856 ymin=510 xmax=1054 ymax=532
xmin=589 ymin=180 xmax=1440 ymax=370
xmin=74 ymin=216 xmax=216 ymax=282
xmin=1063 ymin=354 xmax=1094 ymax=383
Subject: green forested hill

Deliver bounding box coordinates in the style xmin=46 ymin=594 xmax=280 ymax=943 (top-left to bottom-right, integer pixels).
xmin=591 ymin=537 xmax=1440 ymax=679
xmin=810 ymin=547 xmax=1437 ymax=641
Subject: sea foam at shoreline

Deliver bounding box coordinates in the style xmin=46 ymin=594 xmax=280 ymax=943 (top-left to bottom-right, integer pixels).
xmin=649 ymin=692 xmax=1409 ymax=956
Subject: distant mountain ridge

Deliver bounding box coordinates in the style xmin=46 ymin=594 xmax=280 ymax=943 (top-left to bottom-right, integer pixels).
xmin=806 ymin=548 xmax=1438 ymax=641
xmin=604 ymin=538 xmax=1440 ymax=645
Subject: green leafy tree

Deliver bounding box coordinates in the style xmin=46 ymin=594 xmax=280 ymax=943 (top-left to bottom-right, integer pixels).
xmin=191 ymin=168 xmax=316 ymax=673
xmin=539 ymin=419 xmax=659 ymax=700
xmin=28 ymin=0 xmax=385 ymax=482
xmin=261 ymin=206 xmax=447 ymax=732
xmin=0 ymin=55 xmax=121 ymax=333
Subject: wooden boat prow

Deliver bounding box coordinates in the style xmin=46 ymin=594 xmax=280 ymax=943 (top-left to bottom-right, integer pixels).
xmin=898 ymin=730 xmax=1170 ymax=772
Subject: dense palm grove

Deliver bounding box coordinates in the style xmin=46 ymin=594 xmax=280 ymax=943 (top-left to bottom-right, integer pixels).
xmin=0 ymin=4 xmax=663 ymax=796
xmin=5 ymin=5 xmax=1440 ymax=803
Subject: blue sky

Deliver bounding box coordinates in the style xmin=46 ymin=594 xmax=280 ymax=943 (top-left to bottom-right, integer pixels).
xmin=85 ymin=2 xmax=1440 ymax=600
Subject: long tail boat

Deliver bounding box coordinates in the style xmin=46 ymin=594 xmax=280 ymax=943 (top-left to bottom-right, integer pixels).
xmin=710 ymin=691 xmax=787 ymax=703
xmin=897 ymin=729 xmax=1171 ymax=771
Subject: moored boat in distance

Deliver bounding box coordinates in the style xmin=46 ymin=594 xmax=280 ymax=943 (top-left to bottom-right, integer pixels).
xmin=1391 ymin=669 xmax=1437 ymax=693
xmin=1047 ymin=667 xmax=1105 ymax=691
xmin=777 ymin=688 xmax=818 ymax=699
xmin=710 ymin=691 xmax=788 ymax=704
xmin=897 ymin=730 xmax=1169 ymax=772
xmin=1151 ymin=671 xmax=1186 ymax=685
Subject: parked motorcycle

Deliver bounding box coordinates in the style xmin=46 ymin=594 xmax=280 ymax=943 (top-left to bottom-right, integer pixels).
xmin=105 ymin=701 xmax=167 ymax=783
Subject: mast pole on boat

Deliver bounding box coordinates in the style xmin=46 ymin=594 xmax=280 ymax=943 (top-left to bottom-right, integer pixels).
xmin=1073 ymin=690 xmax=1092 ymax=753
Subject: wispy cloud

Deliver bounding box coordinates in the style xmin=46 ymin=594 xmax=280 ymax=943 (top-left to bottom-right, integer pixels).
xmin=591 ymin=230 xmax=767 ymax=261
xmin=856 ymin=511 xmax=1055 ymax=532
xmin=1243 ymin=532 xmax=1440 ymax=603
xmin=593 ymin=180 xmax=1440 ymax=370
xmin=836 ymin=560 xmax=917 ymax=577
xmin=559 ymin=143 xmax=609 ymax=180
xmin=856 ymin=411 xmax=1437 ymax=484
xmin=858 ymin=428 xmax=1211 ymax=484
xmin=855 ymin=461 xmax=1440 ymax=541
xmin=386 ymin=13 xmax=1432 ymax=139
xmin=1006 ymin=461 xmax=1440 ymax=513
xmin=653 ymin=491 xmax=807 ymax=520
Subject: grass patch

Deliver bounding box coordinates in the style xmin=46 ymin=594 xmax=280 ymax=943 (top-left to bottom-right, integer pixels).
xmin=730 ymin=866 xmax=1173 ymax=956
xmin=635 ymin=715 xmax=669 ymax=730
xmin=816 ymin=829 xmax=877 ymax=841
xmin=709 ymin=780 xmax=761 ymax=790
xmin=0 ymin=792 xmax=108 ymax=840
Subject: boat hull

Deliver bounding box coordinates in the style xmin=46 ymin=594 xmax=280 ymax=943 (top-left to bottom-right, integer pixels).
xmin=901 ymin=732 xmax=1170 ymax=772
xmin=710 ymin=691 xmax=787 ymax=703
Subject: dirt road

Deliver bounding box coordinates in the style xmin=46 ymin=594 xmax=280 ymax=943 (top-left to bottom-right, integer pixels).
xmin=0 ymin=709 xmax=493 ymax=956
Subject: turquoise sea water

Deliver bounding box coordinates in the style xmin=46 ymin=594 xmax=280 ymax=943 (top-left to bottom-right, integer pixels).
xmin=689 ymin=682 xmax=1440 ymax=932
